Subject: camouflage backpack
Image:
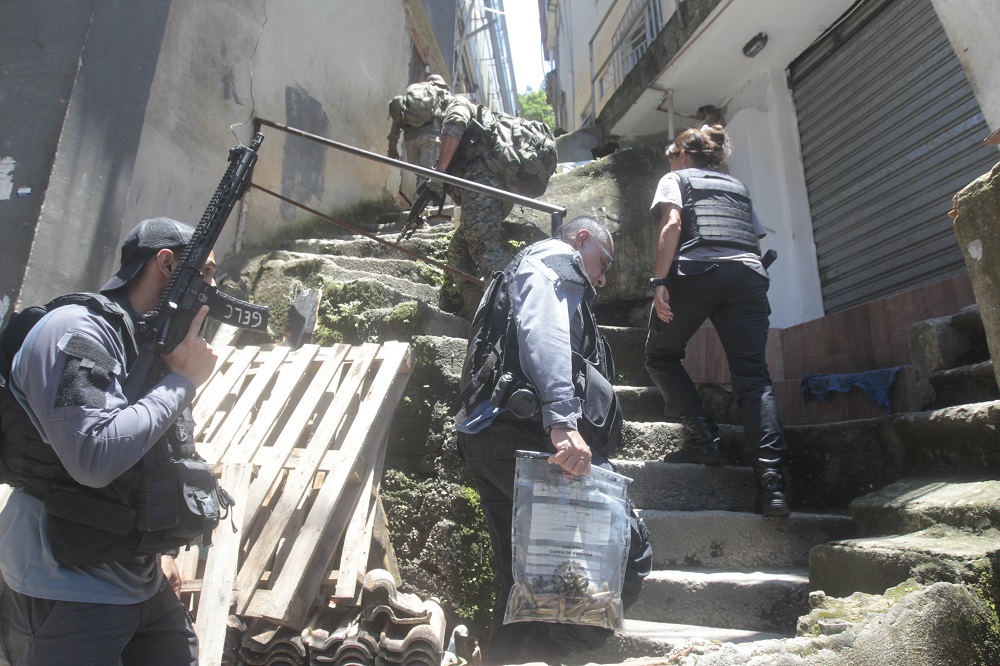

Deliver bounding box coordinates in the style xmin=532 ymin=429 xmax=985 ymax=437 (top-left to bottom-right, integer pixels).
xmin=389 ymin=81 xmax=447 ymax=129
xmin=472 ymin=105 xmax=558 ymax=199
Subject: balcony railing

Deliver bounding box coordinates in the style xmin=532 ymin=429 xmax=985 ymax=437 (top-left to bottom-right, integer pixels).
xmin=588 ymin=0 xmax=672 ymax=124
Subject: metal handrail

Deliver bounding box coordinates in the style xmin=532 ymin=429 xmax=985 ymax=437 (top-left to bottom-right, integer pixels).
xmin=257 ymin=119 xmax=566 ymax=233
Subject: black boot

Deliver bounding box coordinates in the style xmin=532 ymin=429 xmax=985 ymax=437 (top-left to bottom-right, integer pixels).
xmin=663 ymin=416 xmax=727 ymax=465
xmin=755 ymin=468 xmax=790 ymax=517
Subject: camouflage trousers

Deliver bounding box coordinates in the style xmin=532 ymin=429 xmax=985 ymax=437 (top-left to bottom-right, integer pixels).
xmin=448 ymin=159 xmax=514 ymax=302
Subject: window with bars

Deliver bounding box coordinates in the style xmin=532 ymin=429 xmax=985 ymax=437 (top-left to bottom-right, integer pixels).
xmin=612 ymin=0 xmax=663 ymax=84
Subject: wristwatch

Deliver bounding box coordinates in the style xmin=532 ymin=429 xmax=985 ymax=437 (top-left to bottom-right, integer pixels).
xmin=649 ymin=277 xmax=670 ymax=289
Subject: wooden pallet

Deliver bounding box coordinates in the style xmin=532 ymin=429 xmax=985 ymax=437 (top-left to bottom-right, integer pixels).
xmin=174 ymin=341 xmax=413 ymax=664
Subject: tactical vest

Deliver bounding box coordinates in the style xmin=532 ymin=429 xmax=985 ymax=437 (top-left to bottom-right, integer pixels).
xmin=675 ymin=168 xmax=759 ymax=254
xmin=0 ymin=293 xmax=231 ymax=566
xmin=457 ymin=244 xmax=623 ymax=455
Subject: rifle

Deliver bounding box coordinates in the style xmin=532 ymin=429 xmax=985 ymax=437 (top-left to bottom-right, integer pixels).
xmin=123 ymin=132 xmax=269 ymax=403
xmin=397 ymin=181 xmax=448 ymax=243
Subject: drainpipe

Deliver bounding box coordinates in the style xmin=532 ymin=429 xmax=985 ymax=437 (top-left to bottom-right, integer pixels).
xmin=588 ymin=41 xmax=596 ymax=126
xmin=667 ymin=89 xmax=674 ymax=139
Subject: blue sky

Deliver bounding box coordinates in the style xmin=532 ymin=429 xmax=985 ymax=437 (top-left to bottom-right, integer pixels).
xmin=504 ymin=0 xmax=547 ymax=94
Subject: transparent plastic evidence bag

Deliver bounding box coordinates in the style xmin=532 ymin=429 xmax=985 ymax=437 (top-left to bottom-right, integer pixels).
xmin=505 ymin=450 xmax=632 ymax=630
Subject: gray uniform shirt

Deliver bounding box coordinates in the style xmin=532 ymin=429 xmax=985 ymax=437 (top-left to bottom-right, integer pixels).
xmin=0 ymin=303 xmax=196 ymax=604
xmin=455 ymin=238 xmax=592 ymax=434
xmin=511 ymin=238 xmax=591 ymax=431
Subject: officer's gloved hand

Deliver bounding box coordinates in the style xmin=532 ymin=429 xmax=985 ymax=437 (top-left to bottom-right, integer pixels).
xmin=426 ymin=179 xmax=447 ymax=207
xmin=427 ymin=178 xmax=445 ymax=198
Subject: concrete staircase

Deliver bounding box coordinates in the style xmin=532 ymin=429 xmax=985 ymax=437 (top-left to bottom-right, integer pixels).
xmin=555 ymin=328 xmax=860 ymax=663
xmin=232 ymin=214 xmax=1000 ymax=664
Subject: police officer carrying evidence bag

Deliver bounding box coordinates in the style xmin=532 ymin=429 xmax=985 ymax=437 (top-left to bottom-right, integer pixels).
xmin=0 ymin=217 xmax=226 ymax=665
xmin=454 ymin=216 xmax=652 ymax=664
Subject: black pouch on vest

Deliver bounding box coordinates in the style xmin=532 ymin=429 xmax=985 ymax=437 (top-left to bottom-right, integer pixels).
xmin=45 ymin=460 xmax=234 ymax=566
xmin=45 ymin=487 xmax=146 ymax=566
xmin=574 ymin=359 xmax=623 ymax=457
xmin=172 ymin=459 xmax=234 ymax=547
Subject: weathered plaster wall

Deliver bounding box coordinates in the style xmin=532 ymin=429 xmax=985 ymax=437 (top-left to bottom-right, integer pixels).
xmin=0 ymin=0 xmax=97 ymax=323
xmin=124 ymin=0 xmax=413 ymax=258
xmin=726 ymin=69 xmax=824 ymax=327
xmin=930 ymin=0 xmax=1000 ymax=132
xmin=5 ymin=0 xmax=418 ymax=312
xmin=9 ymin=0 xmax=171 ymax=311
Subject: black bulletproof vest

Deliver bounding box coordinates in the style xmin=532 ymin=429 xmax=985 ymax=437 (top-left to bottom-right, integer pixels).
xmin=0 ymin=294 xmax=222 ymax=566
xmin=675 ymin=168 xmax=759 ymax=254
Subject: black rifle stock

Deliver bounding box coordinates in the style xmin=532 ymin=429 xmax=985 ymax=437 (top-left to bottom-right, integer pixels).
xmin=123 ymin=132 xmax=268 ymax=403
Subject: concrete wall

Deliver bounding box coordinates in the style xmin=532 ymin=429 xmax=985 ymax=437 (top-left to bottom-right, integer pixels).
xmin=726 ymin=69 xmax=825 ymax=327
xmin=124 ymin=0 xmax=413 ymax=258
xmin=931 ymin=0 xmax=1000 ymax=133
xmin=4 ymin=0 xmax=419 ymax=314
xmin=0 ymin=0 xmax=96 ymax=325
xmin=556 ymin=1 xmax=603 ymax=128
xmin=3 ymin=0 xmax=170 ymax=315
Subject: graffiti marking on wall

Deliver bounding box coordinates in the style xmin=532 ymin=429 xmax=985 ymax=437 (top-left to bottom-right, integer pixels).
xmin=0 ymin=157 xmax=17 ymax=201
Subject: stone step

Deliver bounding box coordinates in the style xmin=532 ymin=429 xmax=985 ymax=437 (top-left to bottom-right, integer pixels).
xmin=809 ymin=525 xmax=1000 ymax=598
xmin=616 ymin=384 xmax=739 ymax=424
xmin=928 ymin=359 xmax=999 ymax=409
xmin=374 ymin=217 xmax=456 ymax=240
xmin=362 ymin=300 xmax=470 ymax=342
xmin=563 ymin=619 xmax=785 ymax=665
xmin=618 ymin=417 xmax=905 ymax=513
xmin=613 ymin=461 xmax=756 ymax=512
xmin=617 ymin=421 xmax=748 ymax=464
xmin=615 ymin=386 xmax=664 ymax=422
xmin=908 ymin=304 xmax=987 ymax=378
xmin=850 ymin=476 xmax=1000 ymax=536
xmin=892 ymin=400 xmax=1000 ymax=471
xmin=258 ymin=251 xmax=440 ymax=304
xmin=375 ymin=204 xmax=457 ymax=227
xmin=600 ymin=325 xmax=651 ymax=388
xmin=306 ymin=254 xmax=441 ymax=285
xmin=283 ymin=235 xmax=446 ymax=262
xmin=626 ymin=568 xmax=810 ymax=633
xmin=638 ymin=509 xmax=856 ymax=570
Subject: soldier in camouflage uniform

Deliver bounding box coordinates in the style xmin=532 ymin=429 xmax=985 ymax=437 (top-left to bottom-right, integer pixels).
xmin=433 ymin=93 xmax=515 ymax=319
xmin=387 ymin=75 xmax=450 ymax=188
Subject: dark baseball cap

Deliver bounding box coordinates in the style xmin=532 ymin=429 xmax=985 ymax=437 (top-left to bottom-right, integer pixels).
xmin=101 ymin=217 xmax=195 ymax=293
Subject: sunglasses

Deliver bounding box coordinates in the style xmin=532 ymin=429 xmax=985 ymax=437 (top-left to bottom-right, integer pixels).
xmin=594 ymin=239 xmax=614 ymax=275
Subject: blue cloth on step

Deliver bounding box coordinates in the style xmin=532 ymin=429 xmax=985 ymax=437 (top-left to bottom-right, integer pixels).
xmin=799 ymin=367 xmax=902 ymax=414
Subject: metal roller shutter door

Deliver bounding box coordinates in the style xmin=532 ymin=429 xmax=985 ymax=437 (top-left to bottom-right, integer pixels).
xmin=790 ymin=0 xmax=998 ymax=313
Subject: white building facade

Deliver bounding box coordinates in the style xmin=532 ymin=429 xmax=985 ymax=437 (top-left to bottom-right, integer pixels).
xmin=541 ymin=0 xmax=1000 ymax=327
